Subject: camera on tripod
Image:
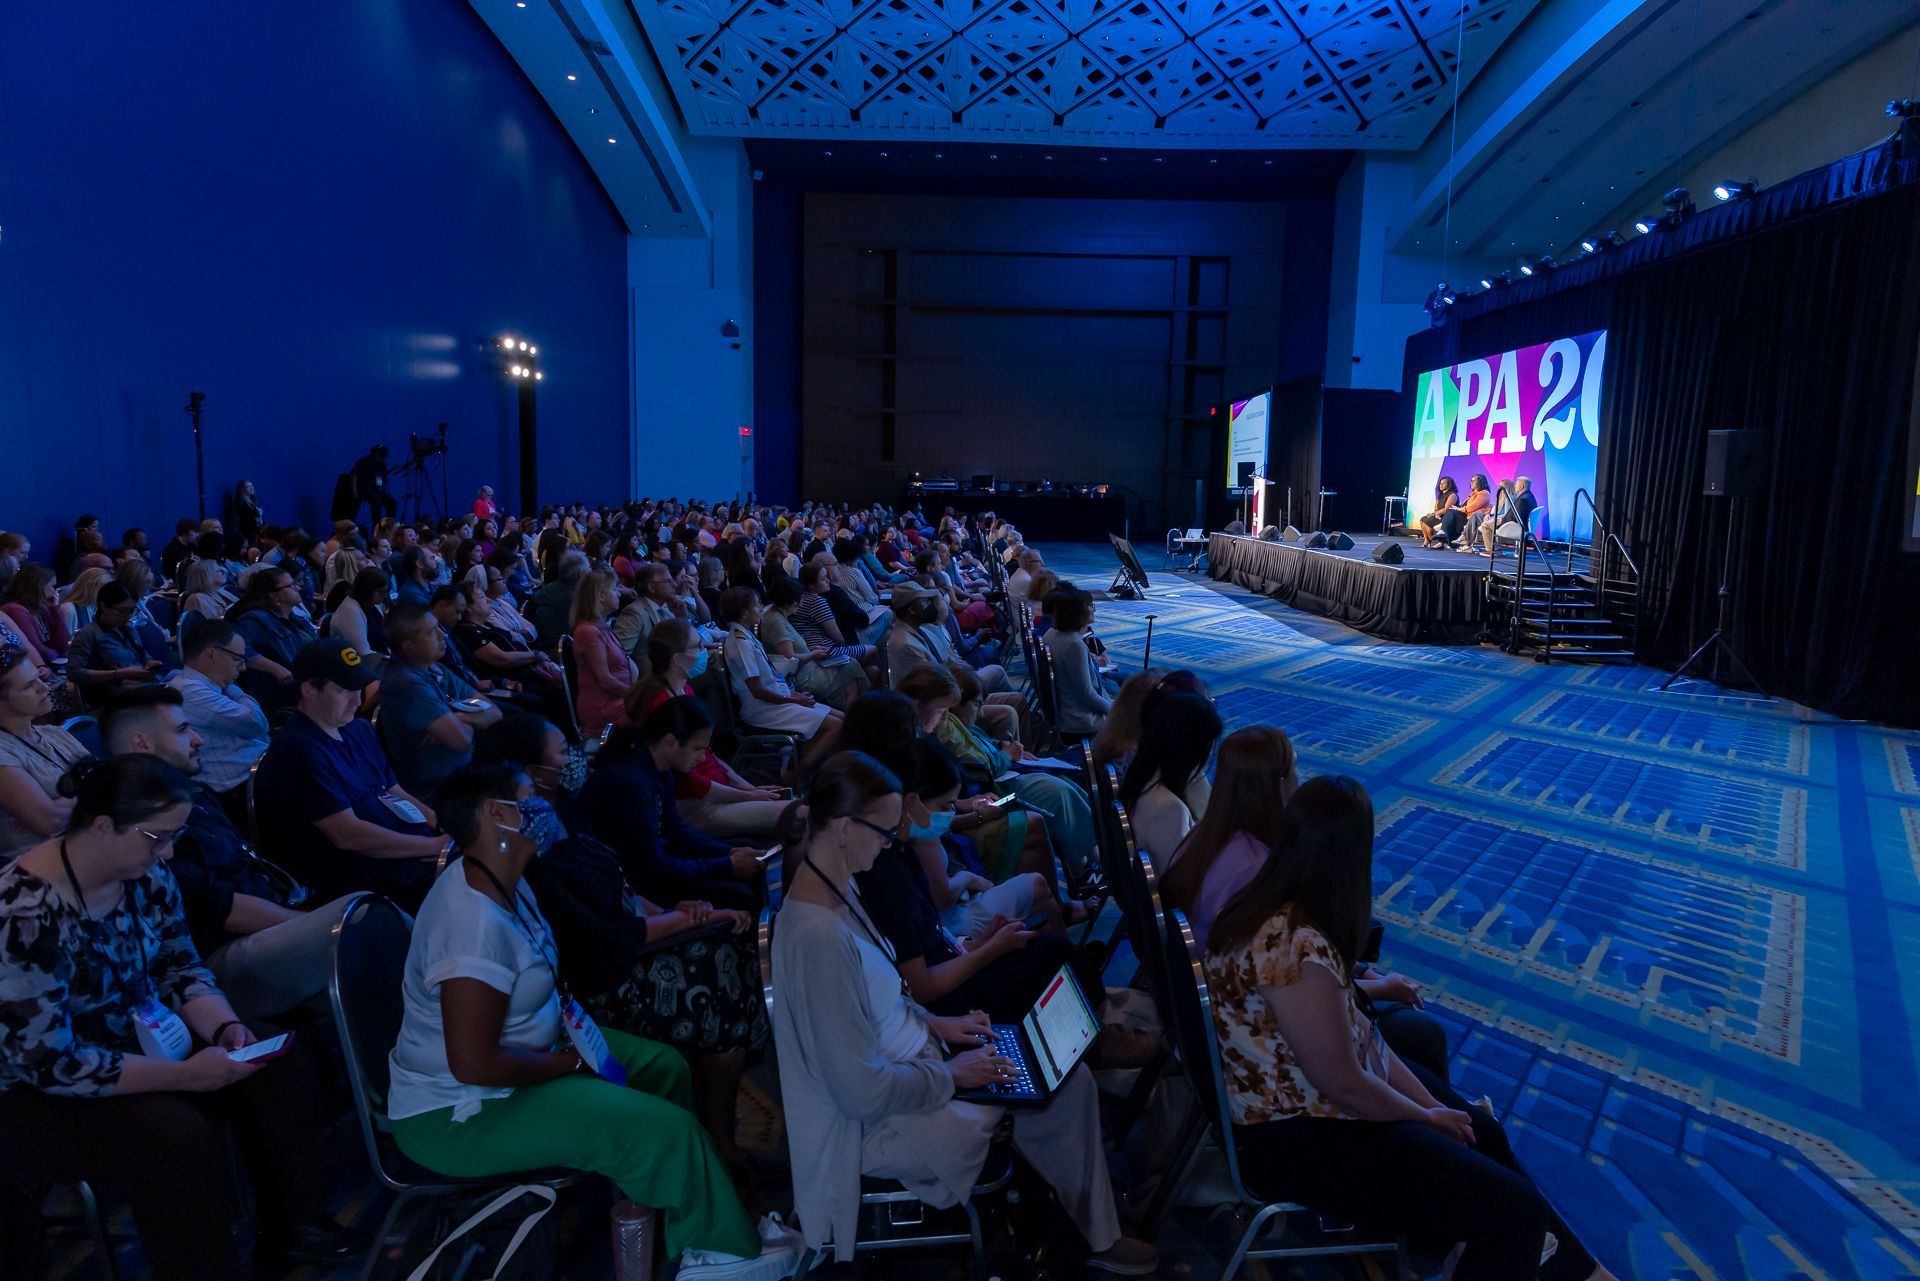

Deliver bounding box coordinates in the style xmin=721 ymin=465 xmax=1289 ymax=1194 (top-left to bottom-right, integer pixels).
xmin=409 ymin=425 xmax=449 ymax=459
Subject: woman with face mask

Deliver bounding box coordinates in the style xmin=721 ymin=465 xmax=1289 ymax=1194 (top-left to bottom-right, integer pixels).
xmin=625 ymin=619 xmax=789 ymax=839
xmin=387 ymin=761 xmax=799 ymax=1281
xmin=472 ymin=714 xmax=773 ymax=1169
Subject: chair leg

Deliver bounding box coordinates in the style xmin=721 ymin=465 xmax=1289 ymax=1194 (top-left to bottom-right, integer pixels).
xmin=76 ymin=1182 xmax=120 ymax=1281
xmin=361 ymin=1188 xmax=421 ymax=1281
xmin=964 ymin=1201 xmax=987 ymax=1281
xmin=790 ymin=1245 xmax=820 ymax=1279
xmin=1134 ymin=1095 xmax=1201 ymax=1233
xmin=1220 ymin=1202 xmax=1284 ymax=1281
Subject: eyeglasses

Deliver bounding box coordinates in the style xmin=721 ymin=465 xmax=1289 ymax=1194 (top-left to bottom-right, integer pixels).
xmin=217 ymin=646 xmax=248 ymax=662
xmin=847 ymin=815 xmax=897 ymax=841
xmin=132 ymin=826 xmax=189 ymax=847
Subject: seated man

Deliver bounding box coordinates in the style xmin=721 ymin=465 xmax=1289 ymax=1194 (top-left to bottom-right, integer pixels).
xmin=1477 ymin=475 xmax=1540 ymax=557
xmin=100 ymin=686 xmax=359 ymax=1020
xmin=612 ymin=562 xmax=681 ymax=658
xmin=255 ymin=638 xmax=447 ymax=908
xmin=167 ymin=618 xmax=271 ymax=818
xmin=378 ymin=603 xmax=502 ymax=801
xmin=65 ymin=581 xmax=166 ymax=702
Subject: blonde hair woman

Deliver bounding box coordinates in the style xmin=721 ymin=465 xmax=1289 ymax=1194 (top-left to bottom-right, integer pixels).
xmin=179 ymin=559 xmax=228 ymax=622
xmin=570 ymin=570 xmax=635 ymax=737
xmin=57 ymin=567 xmax=112 ymax=635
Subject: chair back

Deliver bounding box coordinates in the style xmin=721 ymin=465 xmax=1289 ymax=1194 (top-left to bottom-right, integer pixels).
xmin=1162 ymin=908 xmax=1255 ymax=1206
xmin=60 ymin=716 xmax=103 ymax=759
xmin=244 ymin=751 xmax=266 ymax=845
xmin=1032 ymin=640 xmax=1062 ymax=729
xmin=145 ymin=594 xmax=179 ymax=634
xmin=1123 ymin=846 xmax=1173 ymax=1024
xmin=327 ymin=894 xmax=413 ymax=1190
xmin=758 ymin=904 xmax=777 ymax=1020
xmin=555 ymin=634 xmax=583 ymax=740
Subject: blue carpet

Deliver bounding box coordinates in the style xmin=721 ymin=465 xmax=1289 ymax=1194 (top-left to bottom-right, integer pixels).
xmin=1042 ymin=543 xmax=1920 ymax=1279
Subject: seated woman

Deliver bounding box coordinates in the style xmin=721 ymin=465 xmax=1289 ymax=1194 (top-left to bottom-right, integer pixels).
xmin=1457 ymin=473 xmax=1493 ymax=550
xmin=1091 ymin=668 xmax=1210 ymax=798
xmin=328 ymin=566 xmax=391 ymax=661
xmin=472 ymin=716 xmax=772 ymax=1169
xmin=1418 ymin=476 xmax=1466 ymax=549
xmin=570 ymin=570 xmax=636 ymax=739
xmin=717 ymin=587 xmax=841 ymax=746
xmin=450 ymin=579 xmax=570 ymax=725
xmin=886 ymin=585 xmax=1023 ymax=742
xmin=58 ymin=567 xmax=112 ymax=637
xmin=773 ymin=751 xmax=1156 ymax=1275
xmin=627 ymin=621 xmax=788 ymax=839
xmin=758 ymin=574 xmax=869 ymax=710
xmin=579 ymin=697 xmax=768 ymax=911
xmin=1161 ymin=725 xmax=1449 ymax=1081
xmin=1042 ymin=585 xmax=1114 ymax=742
xmin=178 ymin=557 xmax=229 ymax=624
xmin=0 ymin=645 xmax=92 ymax=863
xmin=1205 ymin=776 xmax=1614 ymax=1281
xmin=3 ymin=563 xmax=71 ymax=669
xmin=1118 ymin=689 xmax=1222 ymax=871
xmin=0 ymin=756 xmax=354 ymax=1278
xmin=386 ymin=763 xmax=797 ymax=1279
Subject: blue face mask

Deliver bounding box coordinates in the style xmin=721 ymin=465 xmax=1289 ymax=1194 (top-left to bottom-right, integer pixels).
xmin=907 ymin=809 xmax=955 ymax=841
xmin=512 ymin=797 xmax=564 ymax=859
xmin=687 ymin=649 xmax=710 ymax=679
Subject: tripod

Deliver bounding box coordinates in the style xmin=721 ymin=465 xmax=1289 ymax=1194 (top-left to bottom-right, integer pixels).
xmin=1659 ymin=496 xmax=1769 ymax=697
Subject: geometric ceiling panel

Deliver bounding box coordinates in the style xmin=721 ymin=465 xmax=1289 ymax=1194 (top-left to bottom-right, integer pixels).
xmin=628 ymin=0 xmax=1541 ymax=146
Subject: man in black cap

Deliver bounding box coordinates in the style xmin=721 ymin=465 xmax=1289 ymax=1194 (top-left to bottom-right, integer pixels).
xmin=252 ymin=638 xmax=446 ymax=909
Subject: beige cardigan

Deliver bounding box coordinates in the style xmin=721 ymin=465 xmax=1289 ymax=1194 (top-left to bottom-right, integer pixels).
xmin=772 ymin=899 xmax=994 ymax=1259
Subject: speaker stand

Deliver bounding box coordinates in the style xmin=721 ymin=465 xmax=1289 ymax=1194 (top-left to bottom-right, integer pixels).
xmin=1659 ymin=498 xmax=1770 ymax=698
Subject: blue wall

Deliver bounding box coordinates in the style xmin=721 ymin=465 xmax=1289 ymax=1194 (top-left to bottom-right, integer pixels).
xmin=0 ymin=0 xmax=628 ymax=554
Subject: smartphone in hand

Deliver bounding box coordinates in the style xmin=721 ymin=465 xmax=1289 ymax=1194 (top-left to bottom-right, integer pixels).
xmin=225 ymin=1033 xmax=294 ymax=1064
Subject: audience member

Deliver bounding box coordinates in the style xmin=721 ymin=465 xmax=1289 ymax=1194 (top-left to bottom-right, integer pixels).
xmin=611 ymin=561 xmax=680 ymax=659
xmin=228 ymin=564 xmax=315 ymax=703
xmin=887 ymin=584 xmax=1022 ymax=740
xmin=570 ymin=569 xmax=636 ymax=738
xmin=772 ymin=751 xmax=1156 ymax=1275
xmin=790 ymin=564 xmax=885 ymax=689
xmin=718 ymin=587 xmax=840 ymax=743
xmin=1042 ymin=584 xmax=1113 ymax=740
xmin=58 ymin=566 xmax=113 ymax=636
xmin=178 ymin=557 xmax=229 ymax=623
xmin=1119 ymin=689 xmax=1222 ymax=870
xmin=378 ymin=604 xmax=502 ymax=801
xmin=758 ymin=574 xmax=869 ymax=710
xmin=159 ymin=516 xmax=201 ymax=582
xmin=2 ymin=563 xmax=70 ymax=666
xmin=473 ymin=714 xmax=772 ymax=1165
xmin=628 ymin=621 xmax=789 ymax=838
xmin=1205 ymin=776 xmax=1610 ymax=1281
xmin=384 ymin=763 xmax=799 ymax=1281
xmin=0 ymin=645 xmax=90 ymax=862
xmin=166 ymin=619 xmax=271 ymax=809
xmin=330 ymin=565 xmax=391 ymax=660
xmin=0 ymin=755 xmax=355 ymax=1277
xmin=66 ymin=581 xmax=167 ymax=702
xmin=253 ymin=639 xmax=444 ymax=908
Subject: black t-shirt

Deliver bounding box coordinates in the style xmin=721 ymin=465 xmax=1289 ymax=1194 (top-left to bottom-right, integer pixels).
xmin=855 ymin=844 xmax=956 ymax=968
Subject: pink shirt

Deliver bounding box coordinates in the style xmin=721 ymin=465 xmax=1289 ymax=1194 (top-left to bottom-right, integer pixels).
xmin=1169 ymin=830 xmax=1270 ymax=953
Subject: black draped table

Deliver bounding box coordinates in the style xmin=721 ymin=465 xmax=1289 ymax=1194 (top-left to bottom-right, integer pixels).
xmin=1206 ymin=533 xmax=1486 ymax=643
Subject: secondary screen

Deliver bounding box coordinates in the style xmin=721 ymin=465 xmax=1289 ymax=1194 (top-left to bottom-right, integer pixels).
xmin=1226 ymin=391 xmax=1270 ymax=490
xmin=1408 ymin=330 xmax=1605 ymax=544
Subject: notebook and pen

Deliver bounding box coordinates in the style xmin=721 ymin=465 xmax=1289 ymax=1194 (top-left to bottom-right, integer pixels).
xmin=951 ymin=966 xmax=1099 ymax=1108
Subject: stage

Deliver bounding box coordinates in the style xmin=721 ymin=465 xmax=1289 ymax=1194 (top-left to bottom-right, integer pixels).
xmin=1205 ymin=531 xmax=1485 ymax=643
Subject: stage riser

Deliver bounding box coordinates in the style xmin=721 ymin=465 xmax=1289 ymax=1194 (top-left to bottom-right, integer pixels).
xmin=1207 ymin=533 xmax=1483 ymax=643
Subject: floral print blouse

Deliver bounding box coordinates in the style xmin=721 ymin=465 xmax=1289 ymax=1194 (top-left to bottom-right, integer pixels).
xmin=1205 ymin=911 xmax=1386 ymax=1126
xmin=0 ymin=860 xmax=219 ymax=1096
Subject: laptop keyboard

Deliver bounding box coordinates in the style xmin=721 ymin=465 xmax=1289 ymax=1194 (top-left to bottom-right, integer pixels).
xmin=982 ymin=1027 xmax=1037 ymax=1097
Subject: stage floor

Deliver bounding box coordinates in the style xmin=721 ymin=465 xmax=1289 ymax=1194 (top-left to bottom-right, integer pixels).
xmin=1205 ymin=530 xmax=1487 ymax=642
xmin=1043 ymin=541 xmax=1920 ymax=1279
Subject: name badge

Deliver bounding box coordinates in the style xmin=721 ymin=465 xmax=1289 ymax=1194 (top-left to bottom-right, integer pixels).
xmin=378 ymin=791 xmax=427 ymax=825
xmin=560 ymin=997 xmax=625 ymax=1086
xmin=132 ymin=998 xmax=193 ymax=1061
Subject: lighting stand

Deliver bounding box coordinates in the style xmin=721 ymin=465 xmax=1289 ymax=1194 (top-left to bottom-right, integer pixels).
xmin=184 ymin=391 xmax=208 ymax=522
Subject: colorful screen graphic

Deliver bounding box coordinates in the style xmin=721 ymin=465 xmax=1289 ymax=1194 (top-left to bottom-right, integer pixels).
xmin=1409 ymin=331 xmax=1606 ymax=544
xmin=1226 ymin=391 xmax=1270 ymax=490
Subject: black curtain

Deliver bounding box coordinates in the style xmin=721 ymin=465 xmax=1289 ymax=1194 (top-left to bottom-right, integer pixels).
xmin=1266 ymin=376 xmax=1323 ymax=531
xmin=1404 ymin=174 xmax=1920 ymax=725
xmin=1606 ymin=184 xmax=1920 ymax=723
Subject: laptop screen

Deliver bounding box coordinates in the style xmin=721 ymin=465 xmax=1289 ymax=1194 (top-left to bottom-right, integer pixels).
xmin=1022 ymin=967 xmax=1099 ymax=1093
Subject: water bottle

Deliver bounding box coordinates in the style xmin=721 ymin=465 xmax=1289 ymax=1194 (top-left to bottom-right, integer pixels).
xmin=611 ymin=1201 xmax=656 ymax=1281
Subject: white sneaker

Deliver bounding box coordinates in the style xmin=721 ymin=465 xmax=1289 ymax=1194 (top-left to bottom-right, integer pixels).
xmin=675 ymin=1214 xmax=804 ymax=1281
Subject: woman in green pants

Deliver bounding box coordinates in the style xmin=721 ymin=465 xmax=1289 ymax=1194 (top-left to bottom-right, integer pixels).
xmin=386 ymin=762 xmax=801 ymax=1279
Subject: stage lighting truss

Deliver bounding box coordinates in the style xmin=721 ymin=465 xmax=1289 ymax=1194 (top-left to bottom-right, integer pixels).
xmin=499 ymin=335 xmax=545 ymax=382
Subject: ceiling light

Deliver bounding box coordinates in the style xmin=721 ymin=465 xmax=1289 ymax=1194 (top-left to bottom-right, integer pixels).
xmin=535 ymin=371 xmax=544 ymax=380
xmin=934 ymin=152 xmax=943 ymax=159
xmin=1518 ymin=262 xmax=1535 ymax=277
xmin=1633 ymin=217 xmax=1653 ymax=235
xmin=515 ymin=2 xmax=526 ymax=7
xmin=528 ymin=346 xmax=537 ymax=355
xmin=518 ymin=341 xmax=528 ymax=350
xmin=1479 ymin=277 xmax=1493 ymax=290
xmin=1658 ymin=186 xmax=1695 ymax=228
xmin=1712 ymin=178 xmax=1756 ymax=201
xmin=879 ymin=151 xmax=888 ymax=157
xmin=566 ymin=73 xmax=577 ymax=81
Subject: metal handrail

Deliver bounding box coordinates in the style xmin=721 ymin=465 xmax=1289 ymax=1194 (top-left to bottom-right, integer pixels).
xmin=1505 ymin=483 xmax=1563 ymax=653
xmin=1564 ymin=487 xmax=1642 ymax=656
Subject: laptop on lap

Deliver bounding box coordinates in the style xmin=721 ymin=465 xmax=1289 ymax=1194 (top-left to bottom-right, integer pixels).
xmin=952 ymin=966 xmax=1099 ymax=1108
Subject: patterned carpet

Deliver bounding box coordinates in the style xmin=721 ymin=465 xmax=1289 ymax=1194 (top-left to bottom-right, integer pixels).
xmin=1043 ymin=542 xmax=1920 ymax=1281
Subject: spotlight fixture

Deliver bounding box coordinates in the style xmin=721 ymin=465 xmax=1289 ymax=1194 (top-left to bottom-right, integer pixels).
xmin=1518 ymin=262 xmax=1534 ymax=277
xmin=1713 ymin=178 xmax=1757 ymax=202
xmin=1579 ymin=237 xmax=1598 ymax=254
xmin=1889 ymin=97 xmax=1920 ymax=158
xmin=499 ymin=335 xmax=516 ymax=349
xmin=518 ymin=341 xmax=528 ymax=351
xmin=1658 ymin=186 xmax=1695 ymax=229
xmin=1423 ymin=282 xmax=1457 ymax=326
xmin=1490 ymin=270 xmax=1515 ymax=288
xmin=566 ymin=73 xmax=577 ymax=81
xmin=1479 ymin=277 xmax=1493 ymax=290
xmin=535 ymin=372 xmax=544 ymax=380
xmin=1582 ymin=231 xmax=1626 ymax=254
xmin=1633 ymin=217 xmax=1654 ymax=235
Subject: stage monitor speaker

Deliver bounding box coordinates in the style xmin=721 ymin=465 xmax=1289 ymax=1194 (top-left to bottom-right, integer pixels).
xmin=1301 ymin=532 xmax=1328 ymax=549
xmin=1328 ymin=532 xmax=1355 ymax=551
xmin=1371 ymin=541 xmax=1404 ymax=564
xmin=1703 ymin=429 xmax=1767 ymax=497
xmin=1224 ymin=520 xmax=1246 ymax=535
xmin=1258 ymin=525 xmax=1280 ymax=541
xmin=1282 ymin=525 xmax=1302 ymax=542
